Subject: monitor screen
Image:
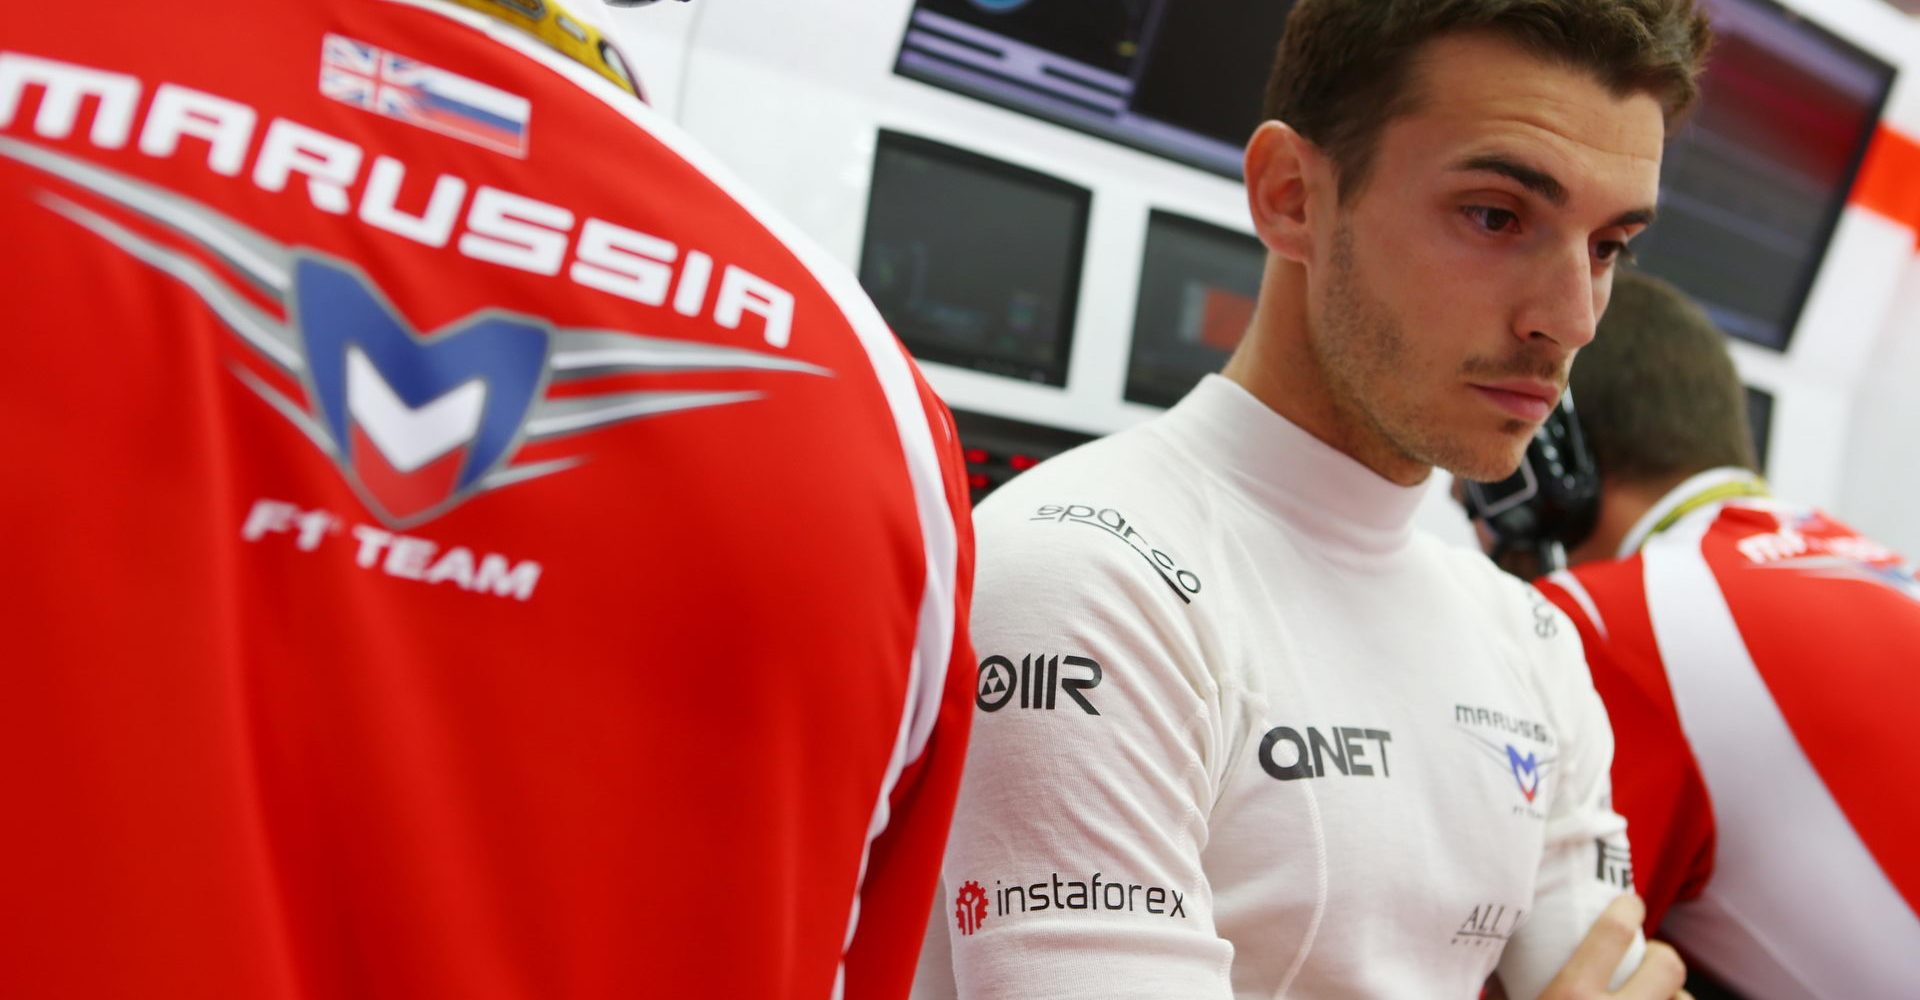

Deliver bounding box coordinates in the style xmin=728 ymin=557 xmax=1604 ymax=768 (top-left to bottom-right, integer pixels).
xmin=859 ymin=131 xmax=1091 ymax=385
xmin=1125 ymin=211 xmax=1266 ymax=409
xmin=893 ymin=1 xmax=1294 ymax=178
xmin=1745 ymin=385 xmax=1775 ymax=473
xmin=1629 ymin=0 xmax=1895 ymax=351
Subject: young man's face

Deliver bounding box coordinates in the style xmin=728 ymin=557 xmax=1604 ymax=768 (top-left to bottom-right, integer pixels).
xmin=1306 ymin=32 xmax=1665 ymax=483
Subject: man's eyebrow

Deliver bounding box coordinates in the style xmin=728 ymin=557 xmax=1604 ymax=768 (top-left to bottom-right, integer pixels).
xmin=1608 ymin=207 xmax=1658 ymax=229
xmin=1453 ymin=154 xmax=1568 ymax=207
xmin=1453 ymin=154 xmax=1658 ymax=228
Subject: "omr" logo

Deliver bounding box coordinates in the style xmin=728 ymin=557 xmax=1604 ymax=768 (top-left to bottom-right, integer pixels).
xmin=976 ymin=654 xmax=1102 ymax=715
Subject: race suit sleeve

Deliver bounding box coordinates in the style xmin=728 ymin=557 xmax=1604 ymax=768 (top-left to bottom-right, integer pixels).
xmin=1536 ymin=576 xmax=1716 ymax=932
xmin=843 ymin=363 xmax=980 ymax=1000
xmin=939 ymin=506 xmax=1238 ymax=999
xmin=1496 ymin=589 xmax=1647 ymax=1000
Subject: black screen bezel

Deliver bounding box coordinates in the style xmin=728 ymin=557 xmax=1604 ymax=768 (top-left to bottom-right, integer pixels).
xmin=859 ymin=129 xmax=1093 ymax=387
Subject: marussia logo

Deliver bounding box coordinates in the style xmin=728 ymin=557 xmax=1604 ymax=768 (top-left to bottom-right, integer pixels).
xmin=1760 ymin=553 xmax=1920 ymax=604
xmin=6 ymin=140 xmax=826 ymax=528
xmin=1458 ymin=727 xmax=1556 ymax=812
xmin=1507 ymin=745 xmax=1543 ymax=803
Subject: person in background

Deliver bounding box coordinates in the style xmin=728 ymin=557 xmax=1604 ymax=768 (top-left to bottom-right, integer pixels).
xmin=1523 ymin=271 xmax=1920 ymax=999
xmin=0 ymin=1 xmax=974 ymax=997
xmin=917 ymin=1 xmax=1710 ymax=998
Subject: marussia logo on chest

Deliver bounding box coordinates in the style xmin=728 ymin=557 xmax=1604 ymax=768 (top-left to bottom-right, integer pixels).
xmin=1457 ymin=726 xmax=1557 ymax=815
xmin=1506 ymin=745 xmax=1543 ymax=802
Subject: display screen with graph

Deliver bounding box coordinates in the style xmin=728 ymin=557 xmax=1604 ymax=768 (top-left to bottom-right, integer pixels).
xmin=1626 ymin=0 xmax=1894 ymax=351
xmin=858 ymin=130 xmax=1091 ymax=385
xmin=1124 ymin=211 xmax=1266 ymax=409
xmin=893 ymin=0 xmax=1293 ymax=178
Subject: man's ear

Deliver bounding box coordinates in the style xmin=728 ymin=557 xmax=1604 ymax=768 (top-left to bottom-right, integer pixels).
xmin=1244 ymin=120 xmax=1321 ymax=265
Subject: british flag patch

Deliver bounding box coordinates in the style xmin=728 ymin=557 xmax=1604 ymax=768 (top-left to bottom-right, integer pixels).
xmin=319 ymin=33 xmax=531 ymax=157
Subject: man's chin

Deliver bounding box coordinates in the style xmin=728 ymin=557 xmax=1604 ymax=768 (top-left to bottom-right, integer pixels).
xmin=1436 ymin=440 xmax=1531 ymax=485
xmin=1390 ymin=418 xmax=1532 ymax=484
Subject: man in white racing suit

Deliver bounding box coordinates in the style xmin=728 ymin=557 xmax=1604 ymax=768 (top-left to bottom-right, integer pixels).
xmin=917 ymin=1 xmax=1711 ymax=998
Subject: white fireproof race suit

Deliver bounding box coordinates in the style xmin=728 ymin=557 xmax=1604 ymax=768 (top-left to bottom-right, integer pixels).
xmin=917 ymin=375 xmax=1643 ymax=1000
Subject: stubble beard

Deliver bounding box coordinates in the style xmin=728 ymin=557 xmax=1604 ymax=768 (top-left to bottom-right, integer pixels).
xmin=1313 ymin=222 xmax=1536 ymax=483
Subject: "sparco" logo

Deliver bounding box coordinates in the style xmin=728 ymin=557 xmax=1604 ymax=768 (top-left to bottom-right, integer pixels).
xmin=1031 ymin=504 xmax=1202 ymax=603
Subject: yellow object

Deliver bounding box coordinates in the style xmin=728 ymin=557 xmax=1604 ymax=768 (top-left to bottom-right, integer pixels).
xmin=447 ymin=0 xmax=638 ymax=95
xmin=1637 ymin=475 xmax=1771 ymax=549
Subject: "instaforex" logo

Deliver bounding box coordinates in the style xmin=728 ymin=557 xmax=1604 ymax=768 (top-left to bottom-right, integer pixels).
xmin=978 ymin=871 xmax=1188 ymax=926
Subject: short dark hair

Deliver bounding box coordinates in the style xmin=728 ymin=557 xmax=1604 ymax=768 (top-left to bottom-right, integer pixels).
xmin=1571 ymin=269 xmax=1757 ymax=486
xmin=1265 ymin=0 xmax=1713 ymax=200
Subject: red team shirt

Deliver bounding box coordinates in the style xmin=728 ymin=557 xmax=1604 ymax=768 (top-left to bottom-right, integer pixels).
xmin=0 ymin=2 xmax=975 ymax=997
xmin=1537 ymin=470 xmax=1920 ymax=999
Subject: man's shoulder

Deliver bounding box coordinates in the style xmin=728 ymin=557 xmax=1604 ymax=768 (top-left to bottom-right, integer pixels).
xmin=1406 ymin=539 xmax=1602 ymax=715
xmin=1418 ymin=535 xmax=1558 ymax=626
xmin=973 ymin=425 xmax=1217 ymax=608
xmin=1674 ymin=500 xmax=1920 ymax=643
xmin=976 ymin=424 xmax=1209 ymax=541
xmin=1536 ymin=554 xmax=1650 ymax=638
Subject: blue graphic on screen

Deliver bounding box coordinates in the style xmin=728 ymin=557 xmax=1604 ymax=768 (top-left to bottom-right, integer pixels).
xmin=894 ymin=0 xmax=1293 ymax=178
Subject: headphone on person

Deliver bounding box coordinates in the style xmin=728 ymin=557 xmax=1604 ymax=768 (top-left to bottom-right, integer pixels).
xmin=1459 ymin=392 xmax=1601 ymax=573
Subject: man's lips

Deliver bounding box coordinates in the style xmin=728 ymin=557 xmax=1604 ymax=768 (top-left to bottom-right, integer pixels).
xmin=1470 ymin=380 xmax=1560 ymax=422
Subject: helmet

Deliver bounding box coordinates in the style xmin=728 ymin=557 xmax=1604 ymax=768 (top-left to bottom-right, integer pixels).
xmin=446 ymin=0 xmax=647 ymax=95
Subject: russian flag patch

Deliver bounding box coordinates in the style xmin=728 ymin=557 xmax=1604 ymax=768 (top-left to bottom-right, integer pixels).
xmin=320 ymin=33 xmax=531 ymax=158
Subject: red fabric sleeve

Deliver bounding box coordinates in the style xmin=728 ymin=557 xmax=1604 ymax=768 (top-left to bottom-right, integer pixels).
xmin=1537 ymin=570 xmax=1715 ymax=931
xmin=841 ymin=358 xmax=978 ymax=999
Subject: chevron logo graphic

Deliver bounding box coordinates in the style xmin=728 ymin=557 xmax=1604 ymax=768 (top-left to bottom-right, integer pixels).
xmin=4 ymin=137 xmax=829 ymax=527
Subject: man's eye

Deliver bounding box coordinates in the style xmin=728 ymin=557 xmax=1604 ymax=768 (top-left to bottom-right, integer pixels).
xmin=1595 ymin=240 xmax=1637 ymax=265
xmin=1464 ymin=206 xmax=1520 ymax=234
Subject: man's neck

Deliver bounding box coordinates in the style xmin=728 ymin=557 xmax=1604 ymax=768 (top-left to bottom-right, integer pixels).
xmin=1220 ymin=259 xmax=1431 ymax=487
xmin=1567 ymin=476 xmax=1684 ymax=566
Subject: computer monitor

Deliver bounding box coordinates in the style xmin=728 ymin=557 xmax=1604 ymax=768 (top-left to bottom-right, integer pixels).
xmin=897 ymin=0 xmax=1892 ymax=352
xmin=1745 ymin=385 xmax=1775 ymax=474
xmin=893 ymin=0 xmax=1294 ymax=178
xmin=1125 ymin=210 xmax=1266 ymax=409
xmin=858 ymin=130 xmax=1091 ymax=385
xmin=1629 ymin=0 xmax=1895 ymax=351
